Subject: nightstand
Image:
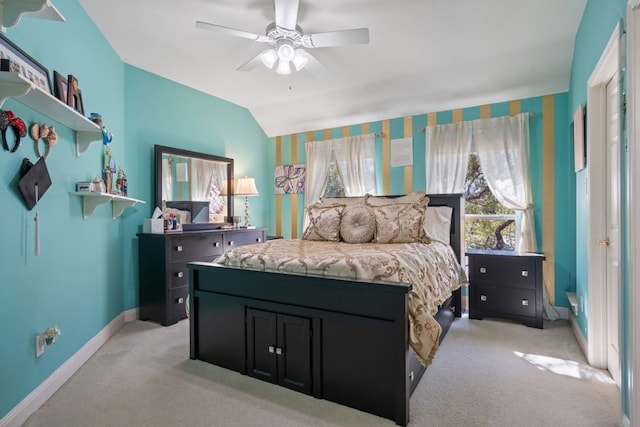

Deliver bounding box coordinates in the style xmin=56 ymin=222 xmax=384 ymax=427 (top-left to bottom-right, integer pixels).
xmin=467 ymin=249 xmax=545 ymax=329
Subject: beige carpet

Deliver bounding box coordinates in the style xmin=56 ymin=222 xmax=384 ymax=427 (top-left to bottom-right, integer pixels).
xmin=23 ymin=316 xmax=619 ymax=427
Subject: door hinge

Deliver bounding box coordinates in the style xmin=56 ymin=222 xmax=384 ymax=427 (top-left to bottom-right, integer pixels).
xmin=622 ymin=92 xmax=627 ymax=115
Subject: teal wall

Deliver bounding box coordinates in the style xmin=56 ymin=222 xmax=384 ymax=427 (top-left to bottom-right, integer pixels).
xmin=270 ymin=94 xmax=574 ymax=308
xmin=0 ymin=0 xmax=268 ymax=420
xmin=568 ymin=0 xmax=629 ymax=418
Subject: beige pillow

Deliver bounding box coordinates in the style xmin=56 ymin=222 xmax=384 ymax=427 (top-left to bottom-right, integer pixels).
xmin=317 ymin=196 xmax=365 ymax=210
xmin=302 ymin=205 xmax=345 ymax=241
xmin=365 ymin=191 xmax=428 ymax=207
xmin=340 ymin=206 xmax=375 ymax=243
xmin=371 ymin=199 xmax=428 ymax=243
xmin=424 ymin=205 xmax=453 ymax=244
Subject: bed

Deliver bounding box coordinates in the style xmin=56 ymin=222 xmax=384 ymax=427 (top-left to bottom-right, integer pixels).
xmin=188 ymin=193 xmax=466 ymax=426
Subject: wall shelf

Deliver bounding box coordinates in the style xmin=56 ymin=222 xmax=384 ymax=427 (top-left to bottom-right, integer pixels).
xmin=0 ymin=71 xmax=102 ymax=155
xmin=70 ymin=192 xmax=145 ymax=220
xmin=1 ymin=0 xmax=65 ymax=29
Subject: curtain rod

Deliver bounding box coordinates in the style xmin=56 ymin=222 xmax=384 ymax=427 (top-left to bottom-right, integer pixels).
xmin=418 ymin=111 xmax=537 ymax=132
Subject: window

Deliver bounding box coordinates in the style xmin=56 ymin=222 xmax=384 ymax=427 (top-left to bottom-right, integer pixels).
xmin=322 ymin=162 xmax=346 ymax=198
xmin=464 ymin=153 xmax=516 ymax=250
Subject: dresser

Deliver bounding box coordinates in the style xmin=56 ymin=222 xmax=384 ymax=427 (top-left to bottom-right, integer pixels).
xmin=467 ymin=249 xmax=545 ymax=329
xmin=137 ymin=228 xmax=266 ymax=326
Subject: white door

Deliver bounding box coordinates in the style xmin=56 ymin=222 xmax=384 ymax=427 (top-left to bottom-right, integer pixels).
xmin=605 ymin=70 xmax=621 ymax=386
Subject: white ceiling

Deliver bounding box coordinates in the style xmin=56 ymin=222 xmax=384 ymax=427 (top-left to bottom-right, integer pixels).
xmin=78 ymin=0 xmax=587 ymax=137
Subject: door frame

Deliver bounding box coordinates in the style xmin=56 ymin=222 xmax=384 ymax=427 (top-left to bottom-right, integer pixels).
xmin=585 ymin=23 xmax=621 ymax=369
xmin=626 ymin=2 xmax=639 ymax=426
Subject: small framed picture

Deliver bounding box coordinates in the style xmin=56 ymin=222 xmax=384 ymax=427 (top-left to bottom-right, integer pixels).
xmin=53 ymin=71 xmax=68 ymax=104
xmin=0 ymin=32 xmax=52 ymax=94
xmin=66 ymin=74 xmax=84 ymax=115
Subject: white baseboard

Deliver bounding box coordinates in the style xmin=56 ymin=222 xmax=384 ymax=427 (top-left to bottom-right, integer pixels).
xmin=569 ymin=314 xmax=588 ymax=360
xmin=0 ymin=309 xmax=137 ymax=427
xmin=124 ymin=307 xmax=138 ymax=323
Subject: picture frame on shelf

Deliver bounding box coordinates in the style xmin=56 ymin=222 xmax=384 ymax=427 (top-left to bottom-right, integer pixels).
xmin=66 ymin=74 xmax=84 ymax=115
xmin=53 ymin=71 xmax=68 ymax=104
xmin=0 ymin=32 xmax=52 ymax=95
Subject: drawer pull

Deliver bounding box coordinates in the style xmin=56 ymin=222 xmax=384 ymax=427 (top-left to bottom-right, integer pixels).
xmin=521 ymin=270 xmax=529 ymax=277
xmin=228 ymin=241 xmax=234 ymax=246
xmin=480 ymin=267 xmax=487 ymax=274
xmin=275 ymin=347 xmax=284 ymax=355
xmin=176 ymin=245 xmax=183 ymax=252
xmin=522 ymin=299 xmax=529 ymax=306
xmin=213 ymin=242 xmax=220 ymax=247
xmin=480 ymin=295 xmax=487 ymax=302
xmin=268 ymin=345 xmax=275 ymax=354
xmin=177 ymin=271 xmax=184 ymax=278
xmin=177 ymin=297 xmax=184 ymax=304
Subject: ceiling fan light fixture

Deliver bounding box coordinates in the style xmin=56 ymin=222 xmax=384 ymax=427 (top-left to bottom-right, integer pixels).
xmin=292 ymin=49 xmax=308 ymax=71
xmin=276 ymin=39 xmax=295 ymax=62
xmin=260 ymin=49 xmax=278 ymax=69
xmin=276 ymin=59 xmax=292 ymax=75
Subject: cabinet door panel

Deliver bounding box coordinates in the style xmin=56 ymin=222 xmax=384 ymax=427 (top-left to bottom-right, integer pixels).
xmin=277 ymin=314 xmax=311 ymax=395
xmin=196 ymin=293 xmax=245 ymax=372
xmin=247 ymin=309 xmax=277 ymax=383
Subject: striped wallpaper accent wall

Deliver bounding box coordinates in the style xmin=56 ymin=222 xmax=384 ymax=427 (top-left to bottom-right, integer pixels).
xmin=270 ymin=94 xmax=567 ymax=306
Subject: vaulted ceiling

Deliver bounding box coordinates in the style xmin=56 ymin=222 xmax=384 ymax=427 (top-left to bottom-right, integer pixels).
xmin=78 ymin=0 xmax=587 ymax=137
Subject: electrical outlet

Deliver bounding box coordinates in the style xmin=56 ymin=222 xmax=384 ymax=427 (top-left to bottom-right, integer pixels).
xmin=35 ymin=335 xmax=44 ymax=358
xmin=579 ymin=295 xmax=584 ymax=314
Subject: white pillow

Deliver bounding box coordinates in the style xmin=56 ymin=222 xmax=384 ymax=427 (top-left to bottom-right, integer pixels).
xmin=423 ymin=206 xmax=453 ymax=244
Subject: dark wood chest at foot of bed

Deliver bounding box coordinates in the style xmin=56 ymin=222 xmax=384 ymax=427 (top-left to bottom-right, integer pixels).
xmin=188 ymin=263 xmax=461 ymax=426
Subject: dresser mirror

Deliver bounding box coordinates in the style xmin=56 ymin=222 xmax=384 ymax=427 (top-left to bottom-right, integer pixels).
xmin=154 ymin=144 xmax=234 ymax=229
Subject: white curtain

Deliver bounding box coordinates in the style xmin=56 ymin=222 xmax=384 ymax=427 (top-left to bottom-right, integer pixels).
xmin=162 ymin=158 xmax=172 ymax=201
xmin=425 ymin=122 xmax=473 ymax=193
xmin=473 ymin=113 xmax=537 ymax=252
xmin=190 ymin=158 xmax=215 ymax=201
xmin=304 ymin=139 xmax=334 ymax=208
xmin=332 ymin=134 xmax=377 ymax=196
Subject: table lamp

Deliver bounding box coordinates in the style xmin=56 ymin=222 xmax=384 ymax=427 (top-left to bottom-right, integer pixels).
xmin=235 ymin=177 xmax=259 ymax=228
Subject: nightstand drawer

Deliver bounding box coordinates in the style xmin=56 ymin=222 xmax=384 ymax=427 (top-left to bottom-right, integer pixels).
xmin=469 ymin=256 xmax=536 ymax=288
xmin=473 ymin=285 xmax=536 ymax=318
xmin=170 ymin=234 xmax=224 ymax=262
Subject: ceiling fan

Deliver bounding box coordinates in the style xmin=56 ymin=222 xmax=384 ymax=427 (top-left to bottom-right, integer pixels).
xmin=195 ymin=0 xmax=370 ymax=76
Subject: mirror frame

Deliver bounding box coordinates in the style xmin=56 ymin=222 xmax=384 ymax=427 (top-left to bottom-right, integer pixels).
xmin=154 ymin=144 xmax=234 ymax=225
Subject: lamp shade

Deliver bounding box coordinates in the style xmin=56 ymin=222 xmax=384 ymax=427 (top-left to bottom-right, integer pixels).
xmin=235 ymin=177 xmax=259 ymax=196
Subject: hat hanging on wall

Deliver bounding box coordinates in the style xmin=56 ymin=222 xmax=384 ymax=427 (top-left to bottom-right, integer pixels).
xmin=18 ymin=157 xmax=52 ymax=210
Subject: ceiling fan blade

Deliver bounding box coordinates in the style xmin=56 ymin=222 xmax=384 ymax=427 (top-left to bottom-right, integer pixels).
xmin=236 ymin=51 xmax=268 ymax=72
xmin=302 ymin=28 xmax=370 ymax=48
xmin=299 ymin=51 xmax=329 ymax=77
xmin=195 ymin=21 xmax=268 ymax=42
xmin=274 ymin=0 xmax=299 ymax=31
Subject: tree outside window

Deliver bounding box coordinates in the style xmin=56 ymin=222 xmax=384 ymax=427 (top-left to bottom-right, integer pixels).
xmin=464 ymin=153 xmax=516 ymax=250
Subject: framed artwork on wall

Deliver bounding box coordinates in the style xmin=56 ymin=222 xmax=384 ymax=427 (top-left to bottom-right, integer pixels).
xmin=0 ymin=32 xmax=52 ymax=94
xmin=574 ymin=104 xmax=586 ymax=172
xmin=53 ymin=71 xmax=68 ymax=103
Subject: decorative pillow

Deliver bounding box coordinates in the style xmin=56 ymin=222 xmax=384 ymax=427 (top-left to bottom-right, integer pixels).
xmin=302 ymin=205 xmax=345 ymax=241
xmin=317 ymin=196 xmax=365 ymax=210
xmin=340 ymin=206 xmax=375 ymax=243
xmin=423 ymin=206 xmax=453 ymax=244
xmin=365 ymin=191 xmax=428 ymax=207
xmin=371 ymin=199 xmax=428 ymax=243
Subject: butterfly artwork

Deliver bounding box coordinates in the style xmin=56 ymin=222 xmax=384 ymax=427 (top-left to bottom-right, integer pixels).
xmin=274 ymin=164 xmax=305 ymax=194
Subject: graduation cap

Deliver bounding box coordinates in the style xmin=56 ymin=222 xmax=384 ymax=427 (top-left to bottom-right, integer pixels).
xmin=18 ymin=157 xmax=52 ymax=210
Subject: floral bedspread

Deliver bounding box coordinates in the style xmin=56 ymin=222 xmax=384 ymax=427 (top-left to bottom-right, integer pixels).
xmin=214 ymin=239 xmax=467 ymax=366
